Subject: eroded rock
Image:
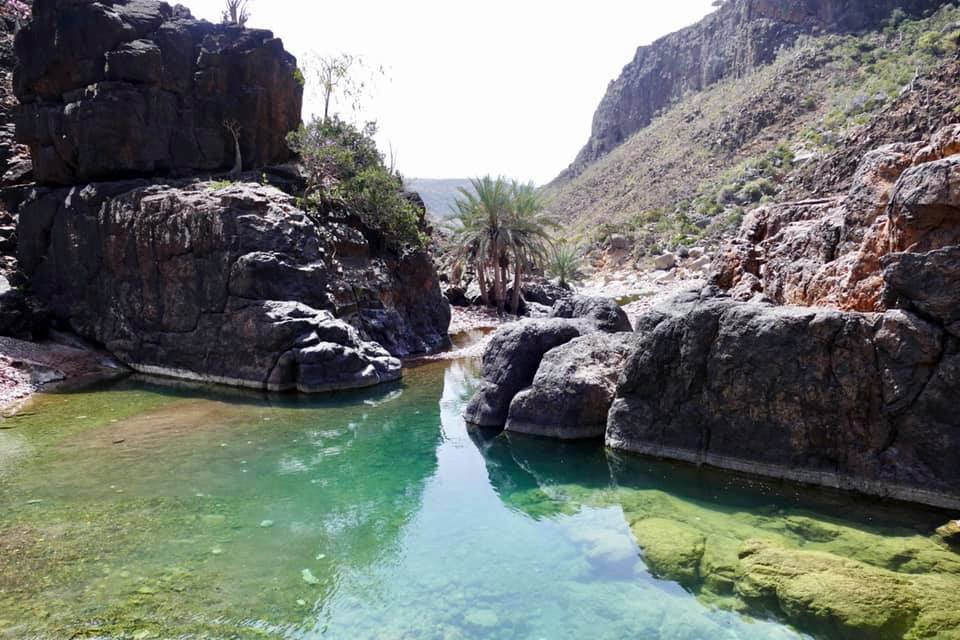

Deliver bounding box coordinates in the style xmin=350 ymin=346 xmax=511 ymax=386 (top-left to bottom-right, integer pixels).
xmin=505 ymin=332 xmax=637 ymax=439
xmin=17 ymin=180 xmax=449 ymax=391
xmin=14 ymin=0 xmax=302 ymax=184
xmin=607 ymin=286 xmax=960 ymax=509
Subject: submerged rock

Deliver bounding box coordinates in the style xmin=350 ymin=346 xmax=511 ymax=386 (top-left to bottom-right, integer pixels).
xmin=736 ymin=540 xmax=921 ymax=640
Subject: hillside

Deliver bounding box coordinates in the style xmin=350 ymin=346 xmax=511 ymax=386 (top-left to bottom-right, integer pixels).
xmin=545 ymin=2 xmax=960 ymax=258
xmin=406 ymin=178 xmax=473 ymax=221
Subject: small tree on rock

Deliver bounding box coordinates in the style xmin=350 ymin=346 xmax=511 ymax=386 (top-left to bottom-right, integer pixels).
xmin=223 ymin=120 xmax=242 ymax=176
xmin=222 ymin=0 xmax=251 ymax=26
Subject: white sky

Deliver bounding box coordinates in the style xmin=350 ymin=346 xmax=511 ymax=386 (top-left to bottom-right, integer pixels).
xmin=185 ymin=0 xmax=717 ymax=184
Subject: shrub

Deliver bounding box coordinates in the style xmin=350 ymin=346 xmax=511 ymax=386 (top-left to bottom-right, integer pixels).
xmin=287 ymin=117 xmax=425 ymax=249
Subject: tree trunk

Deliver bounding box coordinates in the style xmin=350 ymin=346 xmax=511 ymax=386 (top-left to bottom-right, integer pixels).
xmin=493 ymin=253 xmax=504 ymax=315
xmin=477 ymin=261 xmax=489 ymax=307
xmin=511 ymin=262 xmax=523 ymax=315
xmin=230 ymin=130 xmax=242 ymax=176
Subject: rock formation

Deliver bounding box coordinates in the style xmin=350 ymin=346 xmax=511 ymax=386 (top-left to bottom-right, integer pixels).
xmin=505 ymin=332 xmax=636 ymax=439
xmin=9 ymin=0 xmax=451 ymax=392
xmin=607 ymin=285 xmax=960 ymax=509
xmin=560 ymin=0 xmax=949 ymax=180
xmin=716 ymin=125 xmax=960 ymax=312
xmin=14 ymin=0 xmax=302 ymax=185
xmin=463 ymin=295 xmax=631 ymax=430
xmin=17 ymin=181 xmax=409 ymax=391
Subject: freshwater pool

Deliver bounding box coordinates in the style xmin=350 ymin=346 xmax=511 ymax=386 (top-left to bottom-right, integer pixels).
xmin=0 ymin=358 xmax=956 ymax=639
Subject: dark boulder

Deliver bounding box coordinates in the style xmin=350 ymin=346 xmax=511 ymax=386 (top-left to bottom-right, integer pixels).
xmin=505 ymin=332 xmax=637 ymax=440
xmin=550 ymin=295 xmax=632 ymax=332
xmin=463 ymin=319 xmax=585 ymax=428
xmin=882 ymin=247 xmax=960 ymax=325
xmin=606 ymin=286 xmax=960 ymax=509
xmin=464 ymin=295 xmax=630 ymax=428
xmin=522 ymin=278 xmax=572 ymax=307
xmin=14 ymin=0 xmax=302 ymax=185
xmin=16 ymin=180 xmax=451 ymax=391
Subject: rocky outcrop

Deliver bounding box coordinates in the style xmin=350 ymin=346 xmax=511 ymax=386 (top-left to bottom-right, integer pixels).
xmin=462 ymin=319 xmax=584 ymax=428
xmin=14 ymin=0 xmax=302 ymax=185
xmin=505 ymin=332 xmax=637 ymax=439
xmin=560 ymin=0 xmax=949 ymax=180
xmin=463 ymin=295 xmax=629 ymax=428
xmin=606 ymin=286 xmax=960 ymax=509
xmin=716 ymin=126 xmax=960 ymax=312
xmin=548 ymin=295 xmax=632 ymax=332
xmin=15 ymin=180 xmax=453 ymax=391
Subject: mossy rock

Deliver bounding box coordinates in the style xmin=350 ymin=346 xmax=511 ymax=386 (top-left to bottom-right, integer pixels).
xmin=935 ymin=520 xmax=960 ymax=551
xmin=630 ymin=518 xmax=705 ymax=588
xmin=736 ymin=540 xmax=920 ymax=640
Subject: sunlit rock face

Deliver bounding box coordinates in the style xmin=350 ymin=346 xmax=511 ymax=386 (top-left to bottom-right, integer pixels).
xmin=607 ymin=285 xmax=960 ymax=510
xmin=715 ymin=125 xmax=960 ymax=313
xmin=13 ymin=0 xmax=303 ymax=185
xmin=17 ymin=181 xmax=452 ymax=391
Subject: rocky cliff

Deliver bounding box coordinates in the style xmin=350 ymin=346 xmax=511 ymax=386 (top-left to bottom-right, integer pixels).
xmin=7 ymin=0 xmax=451 ymax=391
xmin=561 ymin=0 xmax=949 ymax=181
xmin=468 ymin=123 xmax=960 ymax=509
xmin=14 ymin=0 xmax=302 ymax=184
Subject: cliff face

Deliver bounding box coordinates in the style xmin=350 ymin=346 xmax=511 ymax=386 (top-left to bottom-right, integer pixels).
xmin=561 ymin=0 xmax=949 ymax=181
xmin=14 ymin=0 xmax=302 ymax=185
xmin=8 ymin=0 xmax=452 ymax=389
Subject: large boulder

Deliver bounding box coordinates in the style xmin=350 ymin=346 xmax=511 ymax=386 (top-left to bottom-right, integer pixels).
xmin=464 ymin=295 xmax=630 ymax=428
xmin=505 ymin=332 xmax=637 ymax=439
xmin=462 ymin=319 xmax=585 ymax=427
xmin=606 ymin=286 xmax=960 ymax=509
xmin=882 ymin=247 xmax=960 ymax=325
xmin=14 ymin=0 xmax=302 ymax=185
xmin=549 ymin=295 xmax=633 ymax=332
xmin=16 ymin=180 xmax=450 ymax=391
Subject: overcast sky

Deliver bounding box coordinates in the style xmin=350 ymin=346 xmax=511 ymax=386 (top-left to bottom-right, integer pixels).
xmin=185 ymin=1 xmax=717 ymax=184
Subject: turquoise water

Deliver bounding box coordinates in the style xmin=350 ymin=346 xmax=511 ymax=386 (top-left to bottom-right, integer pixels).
xmin=0 ymin=357 xmax=955 ymax=639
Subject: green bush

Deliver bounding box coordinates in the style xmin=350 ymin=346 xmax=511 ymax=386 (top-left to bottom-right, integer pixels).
xmin=287 ymin=117 xmax=425 ymax=249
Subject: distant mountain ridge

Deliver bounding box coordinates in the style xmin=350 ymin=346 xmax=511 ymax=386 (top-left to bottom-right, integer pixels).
xmin=559 ymin=0 xmax=951 ymax=183
xmin=406 ymin=178 xmax=474 ymax=221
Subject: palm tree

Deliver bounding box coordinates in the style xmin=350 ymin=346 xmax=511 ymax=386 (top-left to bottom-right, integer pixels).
xmin=450 ymin=177 xmax=557 ymax=315
xmin=450 ymin=176 xmax=512 ymax=313
xmin=547 ymin=242 xmax=587 ymax=288
xmin=505 ymin=182 xmax=555 ymax=314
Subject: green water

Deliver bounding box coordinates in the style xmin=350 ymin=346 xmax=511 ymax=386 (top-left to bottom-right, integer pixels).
xmin=0 ymin=359 xmax=957 ymax=639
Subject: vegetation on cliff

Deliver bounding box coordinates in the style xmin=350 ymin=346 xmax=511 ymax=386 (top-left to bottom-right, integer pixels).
xmin=545 ymin=5 xmax=960 ymax=258
xmin=287 ymin=117 xmax=426 ymax=250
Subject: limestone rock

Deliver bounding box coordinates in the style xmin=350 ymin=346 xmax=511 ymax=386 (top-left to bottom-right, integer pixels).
xmin=653 ymin=253 xmax=677 ymax=271
xmin=14 ymin=0 xmax=302 ymax=185
xmin=505 ymin=332 xmax=637 ymax=439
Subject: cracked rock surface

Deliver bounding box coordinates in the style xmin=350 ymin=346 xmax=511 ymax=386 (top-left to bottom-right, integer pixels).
xmin=16 ymin=180 xmax=453 ymax=392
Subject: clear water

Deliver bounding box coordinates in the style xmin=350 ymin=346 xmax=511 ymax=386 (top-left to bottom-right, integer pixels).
xmin=0 ymin=358 xmax=954 ymax=639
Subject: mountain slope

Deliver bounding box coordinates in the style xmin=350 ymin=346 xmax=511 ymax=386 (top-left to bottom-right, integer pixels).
xmin=544 ymin=3 xmax=960 ymax=256
xmin=406 ymin=178 xmax=473 ymax=221
xmin=560 ymin=0 xmax=950 ymax=182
